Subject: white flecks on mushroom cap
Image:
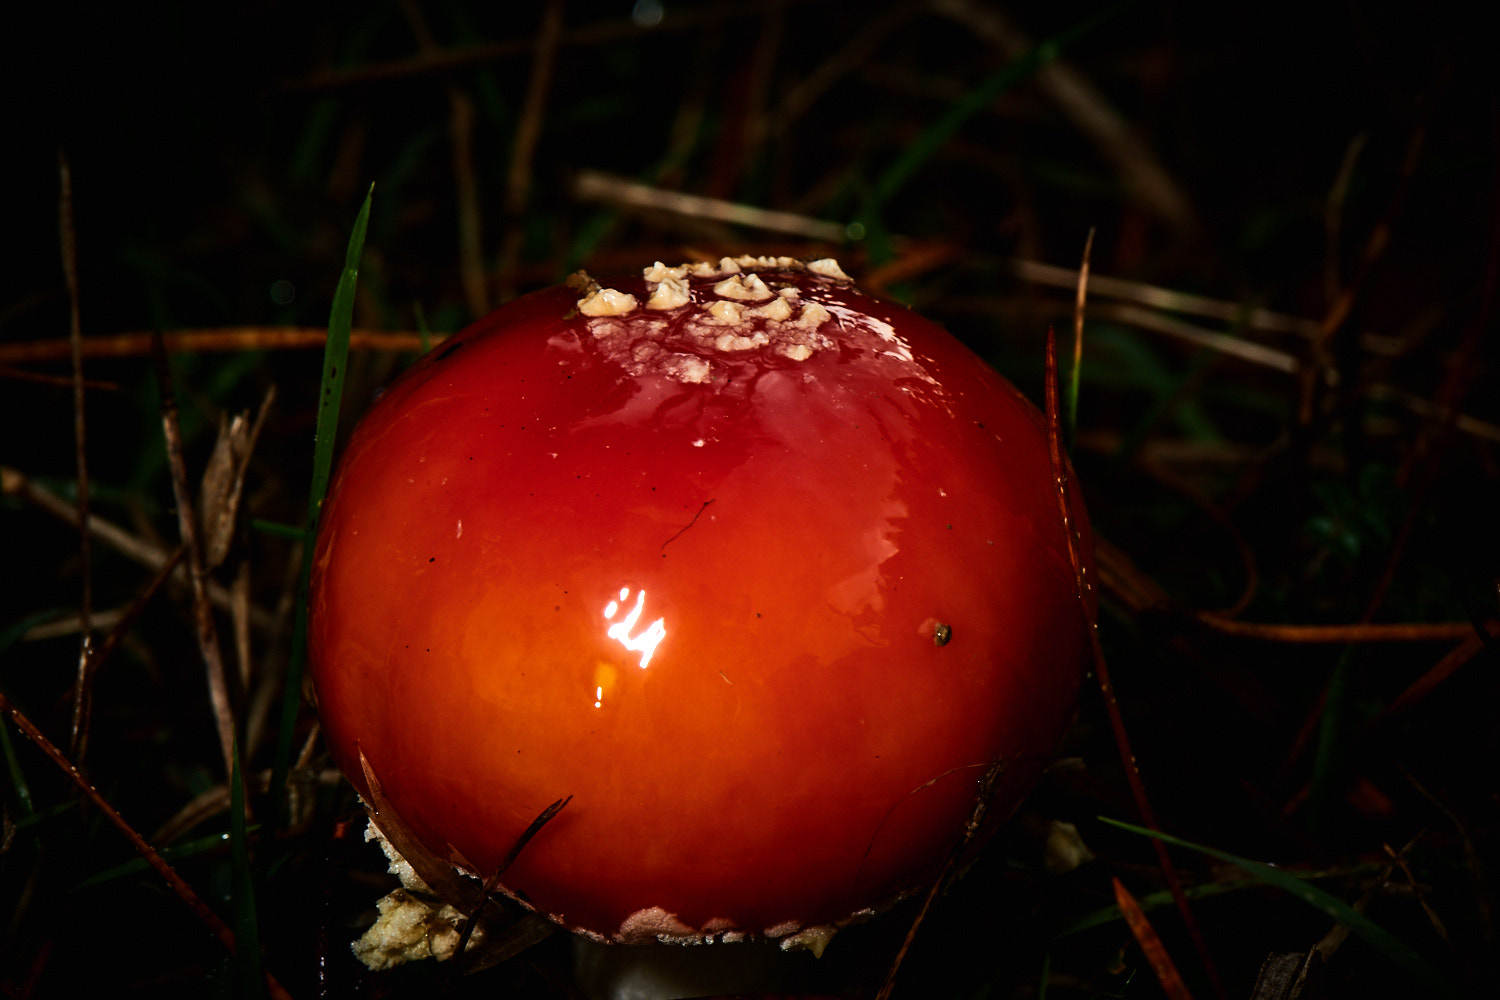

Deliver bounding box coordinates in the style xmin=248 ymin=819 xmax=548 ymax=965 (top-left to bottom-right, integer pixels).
xmin=703 ymin=299 xmax=746 ymax=324
xmin=746 ymin=296 xmax=793 ymax=321
xmin=806 ymin=257 xmax=852 ymax=280
xmin=578 ymin=286 xmax=640 ymax=317
xmin=712 ymin=273 xmax=774 ymax=301
xmin=645 ymin=275 xmax=691 ymax=310
xmin=570 ymin=258 xmax=864 ymax=382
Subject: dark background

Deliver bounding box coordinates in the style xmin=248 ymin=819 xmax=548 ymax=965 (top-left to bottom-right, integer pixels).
xmin=3 ymin=2 xmax=1497 ymax=997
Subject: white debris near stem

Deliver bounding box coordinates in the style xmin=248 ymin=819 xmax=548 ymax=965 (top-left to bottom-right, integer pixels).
xmin=367 ymin=817 xmax=429 ymax=892
xmin=353 ymin=818 xmax=484 ymax=970
xmin=351 ymin=889 xmax=482 ymax=970
xmin=777 ymin=924 xmax=837 ymax=957
xmin=1043 ymin=819 xmax=1095 ymax=874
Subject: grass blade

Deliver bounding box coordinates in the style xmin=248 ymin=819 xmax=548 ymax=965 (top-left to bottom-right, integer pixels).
xmin=1099 ymin=816 xmax=1458 ymax=996
xmin=272 ymin=183 xmax=373 ymax=811
xmin=855 ymin=5 xmax=1125 ymax=251
xmin=230 ymin=744 xmax=266 ymax=999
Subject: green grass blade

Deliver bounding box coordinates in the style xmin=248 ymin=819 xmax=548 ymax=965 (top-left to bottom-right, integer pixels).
xmin=230 ymin=744 xmax=266 ymax=1000
xmin=72 ymin=825 xmax=261 ymax=889
xmin=272 ymin=184 xmax=373 ymax=811
xmin=1098 ymin=815 xmax=1458 ymax=996
xmin=855 ymin=4 xmax=1126 ymax=253
xmin=0 ymin=716 xmax=36 ymax=820
xmin=308 ymin=185 xmax=373 ymax=518
xmin=249 ymin=518 xmax=308 ymax=541
xmin=413 ymin=299 xmax=433 ymax=355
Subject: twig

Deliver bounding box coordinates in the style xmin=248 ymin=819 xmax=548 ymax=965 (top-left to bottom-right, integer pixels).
xmin=0 ymin=364 xmax=118 ymax=391
xmin=152 ymin=334 xmax=238 ymax=781
xmin=1 ymin=465 xmax=274 ymax=631
xmin=1069 ymin=227 xmax=1094 ymax=443
xmin=1324 ymin=134 xmax=1369 ymax=306
xmin=497 ymin=0 xmax=564 ymax=302
xmin=876 ymin=760 xmax=1006 ymax=1000
xmin=0 ymin=690 xmax=294 ymax=1000
xmin=1300 ymin=125 xmax=1424 ymax=424
xmin=0 ymin=328 xmax=436 ymax=364
xmin=400 ymin=0 xmax=489 ymax=317
xmin=1196 ymin=616 xmax=1489 ymax=644
xmin=862 ymin=241 xmax=963 ymax=296
xmin=1091 ymin=302 xmax=1303 ymax=375
xmin=454 ymin=794 xmax=572 ymax=962
xmin=764 ymin=3 xmax=913 ymax=143
xmin=1045 ymin=327 xmax=1227 ymax=1000
xmin=1113 ymin=876 xmax=1196 ymax=1000
xmin=933 ymin=0 xmax=1198 ymax=233
xmin=280 ymin=2 xmax=774 ymax=92
xmin=73 ymin=547 xmax=187 ymax=765
xmin=1381 ymin=621 xmax=1500 ymax=718
xmin=1003 ymin=257 xmax=1406 ymax=355
xmin=572 ymin=169 xmax=849 ymax=242
xmin=58 ymin=151 xmax=95 ymax=762
xmin=702 ymin=1 xmax=784 ymax=198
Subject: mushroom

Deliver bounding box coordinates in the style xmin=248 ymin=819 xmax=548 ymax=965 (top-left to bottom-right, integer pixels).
xmin=309 ymin=256 xmax=1093 ymax=961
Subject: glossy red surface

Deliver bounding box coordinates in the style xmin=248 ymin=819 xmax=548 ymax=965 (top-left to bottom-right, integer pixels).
xmin=309 ymin=259 xmax=1092 ymax=942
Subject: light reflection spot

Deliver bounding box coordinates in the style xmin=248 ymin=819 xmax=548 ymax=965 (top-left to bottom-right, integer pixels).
xmin=602 ymin=587 xmax=668 ymax=669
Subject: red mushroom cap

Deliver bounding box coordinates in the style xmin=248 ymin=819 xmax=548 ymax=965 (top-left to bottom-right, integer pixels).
xmin=309 ymin=256 xmax=1093 ymax=946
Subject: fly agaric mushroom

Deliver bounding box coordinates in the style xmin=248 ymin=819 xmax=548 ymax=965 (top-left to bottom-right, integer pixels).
xmin=309 ymin=255 xmax=1093 ymax=957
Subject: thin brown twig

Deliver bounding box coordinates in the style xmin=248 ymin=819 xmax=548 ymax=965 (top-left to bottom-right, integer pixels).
xmin=1300 ymin=124 xmax=1425 ymax=424
xmin=454 ymin=794 xmax=572 ymax=962
xmin=152 ymin=334 xmax=238 ymax=781
xmin=1003 ymin=257 xmax=1407 ymax=356
xmin=1197 ymin=616 xmax=1489 ymax=644
xmin=400 ymin=0 xmax=489 ymax=317
xmin=0 ymin=328 xmax=436 ymax=364
xmin=1 ymin=465 xmax=274 ymax=631
xmin=862 ymin=241 xmax=962 ymax=295
xmin=1381 ymin=621 xmax=1500 ymax=718
xmin=0 ymin=364 xmax=119 ymax=390
xmin=1143 ymin=460 xmax=1259 ymax=618
xmin=1073 ymin=227 xmax=1093 ymax=400
xmin=1324 ymin=133 xmax=1369 ymax=307
xmin=572 ymin=169 xmax=849 ymax=242
xmin=0 ymin=690 xmax=294 ymax=1000
xmin=1113 ymin=876 xmax=1196 ymax=1000
xmin=1045 ymin=327 xmax=1227 ymax=1000
xmin=280 ymin=2 xmax=772 ymax=92
xmin=497 ymin=0 xmax=564 ymax=302
xmin=703 ymin=0 xmax=783 ymax=198
xmin=876 ymin=759 xmax=1007 ymax=1000
xmin=933 ymin=0 xmax=1198 ymax=233
xmin=58 ymin=151 xmax=95 ymax=762
xmin=1098 ymin=531 xmax=1488 ymax=645
xmin=73 ymin=546 xmax=187 ymax=766
xmin=764 ymin=3 xmax=914 ymax=143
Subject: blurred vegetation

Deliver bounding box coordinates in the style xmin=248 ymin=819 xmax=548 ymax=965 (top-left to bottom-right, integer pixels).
xmin=3 ymin=1 xmax=1497 ymax=997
